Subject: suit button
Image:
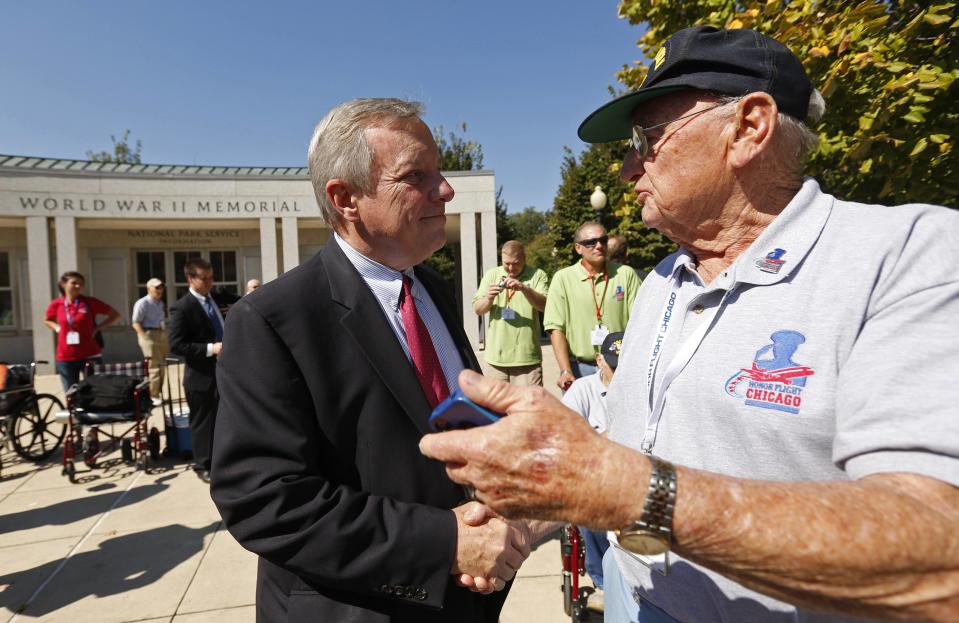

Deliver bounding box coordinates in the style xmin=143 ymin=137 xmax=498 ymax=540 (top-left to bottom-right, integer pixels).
xmin=379 ymin=584 xmax=390 ymax=593
xmin=415 ymin=588 xmax=427 ymax=600
xmin=405 ymin=586 xmax=416 ymax=598
xmin=392 ymin=585 xmax=405 ymax=596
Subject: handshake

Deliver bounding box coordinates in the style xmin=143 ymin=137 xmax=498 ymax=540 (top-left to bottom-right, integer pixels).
xmin=450 ymin=501 xmax=534 ymax=594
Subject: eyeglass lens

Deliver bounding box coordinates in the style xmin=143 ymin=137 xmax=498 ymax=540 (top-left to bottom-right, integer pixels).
xmin=577 ymin=235 xmax=609 ymax=248
xmin=630 ymin=100 xmax=738 ymax=157
xmin=631 ymin=126 xmax=649 ymax=157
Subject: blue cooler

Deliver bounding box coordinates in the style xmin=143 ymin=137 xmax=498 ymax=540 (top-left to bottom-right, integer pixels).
xmin=164 ymin=409 xmax=192 ymax=459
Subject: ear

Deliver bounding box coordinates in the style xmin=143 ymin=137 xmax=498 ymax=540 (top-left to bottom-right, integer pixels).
xmin=727 ymin=92 xmax=778 ymax=168
xmin=325 ymin=179 xmax=360 ymax=223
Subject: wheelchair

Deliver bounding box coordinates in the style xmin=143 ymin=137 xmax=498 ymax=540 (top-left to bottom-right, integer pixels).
xmin=560 ymin=523 xmax=595 ymax=621
xmin=60 ymin=359 xmax=161 ymax=483
xmin=0 ymin=360 xmax=66 ymax=477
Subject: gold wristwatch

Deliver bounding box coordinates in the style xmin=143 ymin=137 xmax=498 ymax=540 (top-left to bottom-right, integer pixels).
xmin=616 ymin=456 xmax=676 ymax=555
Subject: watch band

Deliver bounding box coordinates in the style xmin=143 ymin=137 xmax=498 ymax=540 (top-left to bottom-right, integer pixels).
xmin=617 ymin=456 xmax=676 ymax=553
xmin=639 ymin=456 xmax=676 ymax=538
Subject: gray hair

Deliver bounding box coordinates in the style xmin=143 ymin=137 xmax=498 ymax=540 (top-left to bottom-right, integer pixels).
xmin=717 ymin=91 xmax=824 ymax=178
xmin=307 ymin=98 xmax=425 ymax=228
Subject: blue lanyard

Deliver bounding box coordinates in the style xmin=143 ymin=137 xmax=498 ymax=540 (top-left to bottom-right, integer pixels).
xmin=63 ymin=297 xmax=80 ymax=331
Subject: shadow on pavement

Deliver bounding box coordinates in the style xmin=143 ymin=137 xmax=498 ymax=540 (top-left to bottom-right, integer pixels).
xmin=0 ymin=480 xmax=171 ymax=535
xmin=0 ymin=520 xmax=221 ymax=616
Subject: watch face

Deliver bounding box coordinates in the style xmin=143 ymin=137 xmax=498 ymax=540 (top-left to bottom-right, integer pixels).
xmin=619 ymin=532 xmax=669 ymax=556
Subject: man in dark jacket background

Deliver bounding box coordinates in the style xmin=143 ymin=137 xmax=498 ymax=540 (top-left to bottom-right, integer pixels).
xmin=167 ymin=257 xmax=238 ymax=483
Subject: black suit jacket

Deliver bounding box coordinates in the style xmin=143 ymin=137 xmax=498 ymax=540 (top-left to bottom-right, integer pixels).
xmin=167 ymin=289 xmax=238 ymax=391
xmin=211 ymin=242 xmax=506 ymax=623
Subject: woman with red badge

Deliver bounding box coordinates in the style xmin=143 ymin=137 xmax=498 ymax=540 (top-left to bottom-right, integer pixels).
xmin=43 ymin=271 xmax=120 ymax=392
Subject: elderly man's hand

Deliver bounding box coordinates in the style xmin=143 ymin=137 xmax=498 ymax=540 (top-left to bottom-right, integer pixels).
xmin=451 ymin=501 xmax=531 ymax=594
xmin=421 ymin=370 xmax=646 ymax=529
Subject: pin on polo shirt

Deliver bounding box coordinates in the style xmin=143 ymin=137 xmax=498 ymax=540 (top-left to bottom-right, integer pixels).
xmin=755 ymin=248 xmax=787 ymax=274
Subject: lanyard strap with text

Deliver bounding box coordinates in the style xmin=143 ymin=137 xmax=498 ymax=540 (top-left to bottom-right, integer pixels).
xmin=63 ymin=297 xmax=79 ymax=331
xmin=643 ymin=277 xmax=734 ymax=452
xmin=587 ymin=268 xmax=609 ymax=323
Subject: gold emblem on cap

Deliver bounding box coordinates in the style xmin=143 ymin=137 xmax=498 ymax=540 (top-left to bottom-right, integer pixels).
xmin=652 ymin=46 xmax=666 ymax=70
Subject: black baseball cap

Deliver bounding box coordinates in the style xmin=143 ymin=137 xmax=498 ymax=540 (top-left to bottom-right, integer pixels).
xmin=601 ymin=332 xmax=625 ymax=369
xmin=578 ymin=26 xmax=813 ymax=144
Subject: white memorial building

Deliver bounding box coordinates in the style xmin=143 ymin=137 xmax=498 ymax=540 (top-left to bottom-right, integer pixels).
xmin=0 ymin=155 xmax=497 ymax=371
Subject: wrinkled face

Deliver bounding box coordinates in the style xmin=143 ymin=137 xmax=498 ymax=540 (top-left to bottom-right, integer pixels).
xmin=62 ymin=277 xmax=84 ymax=298
xmin=502 ymin=253 xmax=525 ymax=278
xmin=620 ymin=92 xmax=732 ymax=247
xmin=356 ymin=119 xmax=454 ymax=269
xmin=574 ymin=224 xmax=608 ymax=266
xmin=188 ymin=268 xmax=214 ymax=296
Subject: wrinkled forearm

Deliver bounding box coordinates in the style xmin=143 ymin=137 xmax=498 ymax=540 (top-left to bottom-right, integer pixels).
xmin=666 ymin=469 xmax=959 ymax=622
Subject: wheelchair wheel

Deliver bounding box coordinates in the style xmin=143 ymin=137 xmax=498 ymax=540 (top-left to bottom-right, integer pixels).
xmin=121 ymin=438 xmax=134 ymax=462
xmin=148 ymin=427 xmax=161 ymax=461
xmin=12 ymin=393 xmax=66 ymax=461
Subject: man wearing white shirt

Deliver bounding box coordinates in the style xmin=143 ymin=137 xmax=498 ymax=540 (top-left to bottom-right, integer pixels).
xmin=131 ymin=277 xmax=168 ymax=401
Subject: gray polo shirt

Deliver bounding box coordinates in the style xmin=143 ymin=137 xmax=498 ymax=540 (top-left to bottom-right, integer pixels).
xmin=606 ymin=178 xmax=959 ymax=622
xmin=131 ymin=295 xmax=166 ymax=330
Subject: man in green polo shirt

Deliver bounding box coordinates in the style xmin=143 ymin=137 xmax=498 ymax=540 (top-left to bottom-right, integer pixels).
xmin=473 ymin=240 xmax=549 ymax=386
xmin=544 ymin=221 xmax=640 ymax=390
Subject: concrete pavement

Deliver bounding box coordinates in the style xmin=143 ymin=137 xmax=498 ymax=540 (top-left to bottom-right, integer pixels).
xmin=0 ymin=346 xmax=598 ymax=622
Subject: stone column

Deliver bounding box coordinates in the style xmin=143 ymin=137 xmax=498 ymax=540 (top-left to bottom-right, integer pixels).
xmin=480 ymin=209 xmax=497 ymax=279
xmin=281 ymin=217 xmax=299 ymax=273
xmin=26 ymin=217 xmax=55 ymax=372
xmin=458 ymin=213 xmax=479 ymax=349
xmin=259 ymin=217 xmax=278 ymax=282
xmin=54 ymin=216 xmax=78 ymax=276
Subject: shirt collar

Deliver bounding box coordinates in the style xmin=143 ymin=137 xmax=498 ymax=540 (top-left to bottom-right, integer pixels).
xmin=576 ymin=260 xmax=607 ymax=281
xmin=671 ymin=178 xmax=833 ymax=289
xmin=334 ymin=232 xmax=417 ymax=310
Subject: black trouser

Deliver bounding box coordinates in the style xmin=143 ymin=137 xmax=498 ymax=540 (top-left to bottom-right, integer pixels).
xmin=185 ymin=386 xmax=218 ymax=472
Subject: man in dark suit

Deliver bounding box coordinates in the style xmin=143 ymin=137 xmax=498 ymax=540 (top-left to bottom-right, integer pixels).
xmin=168 ymin=258 xmax=238 ymax=483
xmin=211 ymin=98 xmax=537 ymax=622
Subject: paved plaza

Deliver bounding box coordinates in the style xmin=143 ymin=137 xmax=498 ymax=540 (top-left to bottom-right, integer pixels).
xmin=0 ymin=347 xmax=599 ymax=622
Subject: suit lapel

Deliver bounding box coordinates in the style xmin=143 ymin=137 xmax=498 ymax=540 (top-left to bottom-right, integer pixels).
xmin=322 ymin=242 xmax=435 ymax=435
xmin=414 ymin=266 xmax=480 ymax=373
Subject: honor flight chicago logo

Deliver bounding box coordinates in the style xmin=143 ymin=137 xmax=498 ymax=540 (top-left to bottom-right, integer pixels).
xmin=724 ymin=330 xmax=815 ymax=414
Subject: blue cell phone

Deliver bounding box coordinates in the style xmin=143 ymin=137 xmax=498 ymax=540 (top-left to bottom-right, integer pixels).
xmin=429 ymin=388 xmax=504 ymax=432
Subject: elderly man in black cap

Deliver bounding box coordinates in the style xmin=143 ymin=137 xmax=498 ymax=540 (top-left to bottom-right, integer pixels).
xmin=421 ymin=26 xmax=959 ymax=623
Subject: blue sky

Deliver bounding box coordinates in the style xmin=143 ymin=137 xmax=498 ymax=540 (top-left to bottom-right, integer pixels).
xmin=0 ymin=1 xmax=646 ymax=213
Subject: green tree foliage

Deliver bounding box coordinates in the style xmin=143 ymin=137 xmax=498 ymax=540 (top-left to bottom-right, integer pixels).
xmin=549 ymin=140 xmax=675 ymax=276
xmin=86 ymin=129 xmax=142 ymax=164
xmin=435 ymin=123 xmax=484 ymax=171
xmin=504 ymin=206 xmax=558 ymax=276
xmin=508 ymin=206 xmax=549 ymax=243
xmin=616 ymin=0 xmax=957 ymax=207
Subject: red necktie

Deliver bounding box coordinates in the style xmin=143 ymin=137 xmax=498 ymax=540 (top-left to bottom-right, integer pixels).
xmin=400 ymin=276 xmax=450 ymax=409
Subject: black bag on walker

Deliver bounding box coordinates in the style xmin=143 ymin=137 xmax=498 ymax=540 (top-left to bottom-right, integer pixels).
xmin=74 ymin=374 xmax=147 ymax=412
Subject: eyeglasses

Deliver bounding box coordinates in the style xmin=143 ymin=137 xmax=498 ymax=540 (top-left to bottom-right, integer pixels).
xmin=576 ymin=235 xmax=609 ymax=248
xmin=630 ymin=99 xmax=739 ymax=158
